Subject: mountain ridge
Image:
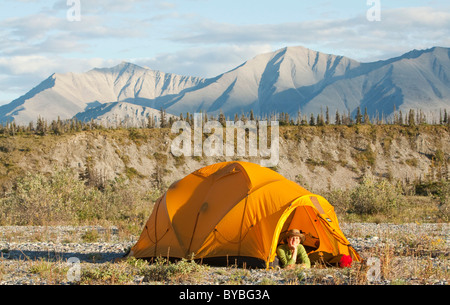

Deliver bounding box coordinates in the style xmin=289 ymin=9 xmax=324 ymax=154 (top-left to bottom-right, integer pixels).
xmin=1 ymin=46 xmax=449 ymax=125
xmin=0 ymin=62 xmax=205 ymax=125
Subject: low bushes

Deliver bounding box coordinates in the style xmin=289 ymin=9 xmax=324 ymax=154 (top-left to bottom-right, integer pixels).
xmin=0 ymin=167 xmax=448 ymax=227
xmin=327 ymin=176 xmax=405 ymax=217
xmin=0 ymin=169 xmax=157 ymax=233
xmin=326 ymin=175 xmax=449 ymax=222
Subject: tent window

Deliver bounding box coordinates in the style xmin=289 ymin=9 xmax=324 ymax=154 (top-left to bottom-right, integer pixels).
xmin=310 ymin=196 xmax=325 ymax=214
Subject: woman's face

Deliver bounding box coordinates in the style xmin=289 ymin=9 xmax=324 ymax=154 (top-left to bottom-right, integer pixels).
xmin=288 ymin=236 xmax=300 ymax=247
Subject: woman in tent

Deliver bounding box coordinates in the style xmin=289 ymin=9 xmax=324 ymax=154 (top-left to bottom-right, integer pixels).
xmin=276 ymin=229 xmax=311 ymax=269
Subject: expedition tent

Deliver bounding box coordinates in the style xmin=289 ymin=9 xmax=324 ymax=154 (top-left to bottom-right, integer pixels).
xmin=129 ymin=161 xmax=360 ymax=268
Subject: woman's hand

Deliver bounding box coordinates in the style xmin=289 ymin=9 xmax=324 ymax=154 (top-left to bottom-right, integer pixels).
xmin=288 ymin=236 xmax=300 ymax=251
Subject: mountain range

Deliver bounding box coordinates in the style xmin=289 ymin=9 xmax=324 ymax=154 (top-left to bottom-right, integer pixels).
xmin=1 ymin=46 xmax=450 ymax=125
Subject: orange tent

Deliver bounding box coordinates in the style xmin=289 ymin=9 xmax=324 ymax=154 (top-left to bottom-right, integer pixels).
xmin=129 ymin=161 xmax=360 ymax=268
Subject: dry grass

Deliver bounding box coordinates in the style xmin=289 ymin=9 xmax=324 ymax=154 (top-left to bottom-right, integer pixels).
xmin=1 ymin=223 xmax=447 ymax=285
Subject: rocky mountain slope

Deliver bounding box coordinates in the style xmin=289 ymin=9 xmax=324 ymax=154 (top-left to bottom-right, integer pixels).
xmin=0 ymin=62 xmax=204 ymax=125
xmin=1 ymin=46 xmax=449 ymax=126
xmin=73 ymin=101 xmax=175 ymax=128
xmin=0 ymin=125 xmax=448 ymax=192
xmin=162 ymin=46 xmax=450 ymax=120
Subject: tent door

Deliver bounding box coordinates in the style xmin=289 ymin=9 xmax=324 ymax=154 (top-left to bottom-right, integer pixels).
xmin=276 ymin=206 xmax=320 ymax=253
xmin=287 ymin=206 xmax=320 ymax=253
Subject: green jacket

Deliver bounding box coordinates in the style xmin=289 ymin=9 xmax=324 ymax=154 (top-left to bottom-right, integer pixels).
xmin=276 ymin=244 xmax=311 ymax=268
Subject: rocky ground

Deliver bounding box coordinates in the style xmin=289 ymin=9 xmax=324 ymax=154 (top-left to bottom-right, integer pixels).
xmin=0 ymin=223 xmax=448 ymax=285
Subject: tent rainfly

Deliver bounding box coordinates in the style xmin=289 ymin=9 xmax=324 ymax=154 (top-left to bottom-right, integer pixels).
xmin=129 ymin=161 xmax=361 ymax=268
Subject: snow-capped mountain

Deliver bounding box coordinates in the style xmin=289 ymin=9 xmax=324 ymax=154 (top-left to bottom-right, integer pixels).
xmin=1 ymin=46 xmax=449 ymax=125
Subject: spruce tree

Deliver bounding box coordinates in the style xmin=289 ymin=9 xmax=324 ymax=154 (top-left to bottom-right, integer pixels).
xmin=355 ymin=107 xmax=362 ymax=124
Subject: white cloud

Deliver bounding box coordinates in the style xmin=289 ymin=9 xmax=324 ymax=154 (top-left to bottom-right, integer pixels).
xmin=0 ymin=55 xmax=120 ymax=103
xmin=0 ymin=55 xmax=118 ymax=76
xmin=169 ymin=7 xmax=450 ymax=62
xmin=133 ymin=44 xmax=274 ymax=78
xmin=0 ymin=11 xmax=149 ymax=56
xmin=51 ymin=0 xmax=151 ymax=14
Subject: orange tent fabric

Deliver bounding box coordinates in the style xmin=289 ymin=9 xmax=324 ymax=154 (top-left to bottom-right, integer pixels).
xmin=129 ymin=161 xmax=360 ymax=268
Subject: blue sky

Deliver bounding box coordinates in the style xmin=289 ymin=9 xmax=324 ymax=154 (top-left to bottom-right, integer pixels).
xmin=1 ymin=0 xmax=449 ymax=105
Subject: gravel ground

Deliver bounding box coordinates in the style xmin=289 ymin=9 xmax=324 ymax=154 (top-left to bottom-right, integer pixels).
xmin=0 ymin=223 xmax=448 ymax=285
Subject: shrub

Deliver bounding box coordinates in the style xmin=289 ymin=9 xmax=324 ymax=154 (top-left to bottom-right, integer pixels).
xmin=326 ymin=175 xmax=407 ymax=218
xmin=81 ymin=229 xmax=99 ymax=243
xmin=142 ymin=258 xmax=209 ymax=283
xmin=353 ymin=145 xmax=376 ymax=167
xmin=0 ymin=169 xmax=152 ymax=228
xmin=349 ymin=176 xmax=406 ymax=215
xmin=325 ymin=188 xmax=352 ymax=216
xmin=435 ymin=180 xmax=450 ymax=221
xmin=81 ymin=263 xmax=134 ymax=284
